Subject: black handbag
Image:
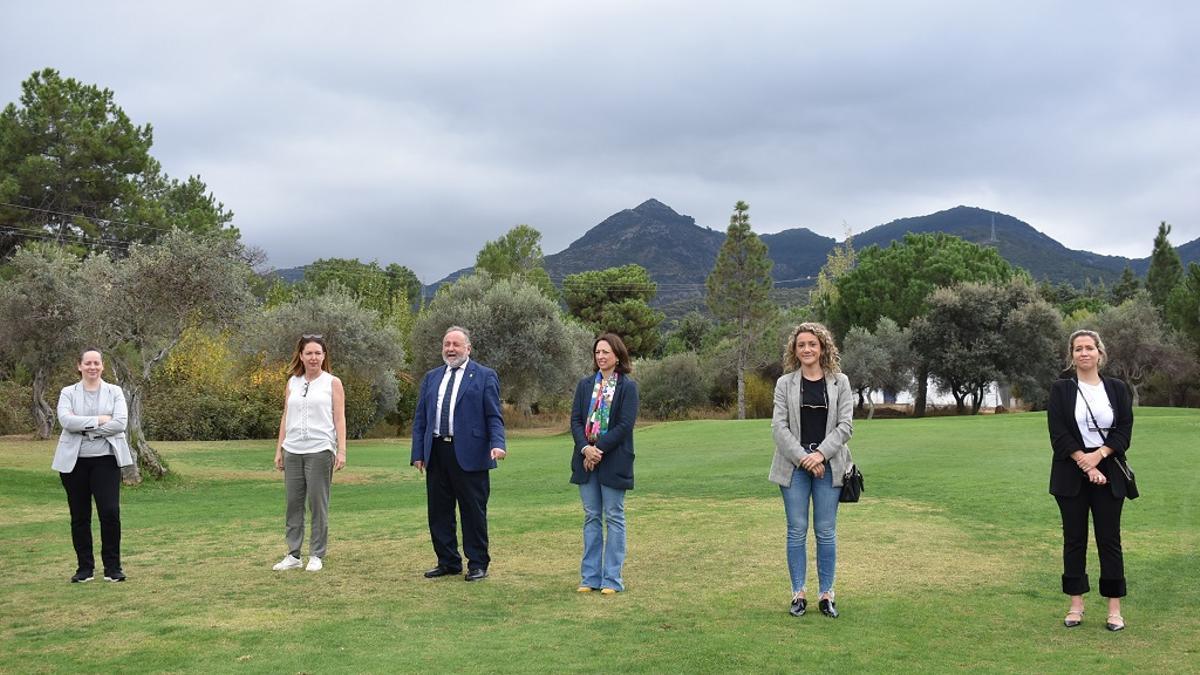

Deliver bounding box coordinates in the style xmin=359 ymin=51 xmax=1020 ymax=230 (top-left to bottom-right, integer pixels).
xmin=1114 ymin=456 xmax=1139 ymax=500
xmin=840 ymin=464 xmax=864 ymax=503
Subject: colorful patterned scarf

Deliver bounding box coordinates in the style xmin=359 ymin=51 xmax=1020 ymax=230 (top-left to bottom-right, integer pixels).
xmin=585 ymin=371 xmax=619 ymax=442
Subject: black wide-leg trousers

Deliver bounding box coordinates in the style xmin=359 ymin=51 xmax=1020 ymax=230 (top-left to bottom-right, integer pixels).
xmin=426 ymin=437 xmax=490 ymax=572
xmin=1055 ymin=480 xmax=1125 ymax=598
xmin=60 ymin=455 xmax=122 ymax=574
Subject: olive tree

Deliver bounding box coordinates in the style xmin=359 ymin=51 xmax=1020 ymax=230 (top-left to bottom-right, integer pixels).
xmin=247 ymin=286 xmax=406 ymax=438
xmin=0 ymin=243 xmax=87 ymax=437
xmin=410 ymin=272 xmax=592 ymax=413
xmin=82 ymin=230 xmax=254 ymax=481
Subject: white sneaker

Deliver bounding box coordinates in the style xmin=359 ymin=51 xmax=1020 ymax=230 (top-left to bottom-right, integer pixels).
xmin=306 ymin=556 xmax=323 ymax=572
xmin=272 ymin=554 xmax=302 ymax=571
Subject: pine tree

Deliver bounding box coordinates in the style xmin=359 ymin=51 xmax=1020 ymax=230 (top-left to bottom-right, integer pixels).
xmin=1146 ymin=221 xmax=1183 ymax=312
xmin=706 ymin=201 xmax=775 ymax=419
xmin=1110 ymin=265 xmax=1140 ymax=305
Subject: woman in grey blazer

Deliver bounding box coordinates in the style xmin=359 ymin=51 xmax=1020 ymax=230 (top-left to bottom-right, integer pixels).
xmin=53 ymin=349 xmax=135 ymax=583
xmin=770 ymin=322 xmax=854 ymax=618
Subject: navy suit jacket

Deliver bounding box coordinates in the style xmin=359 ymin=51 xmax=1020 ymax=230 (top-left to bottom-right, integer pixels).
xmin=1047 ymin=374 xmax=1133 ymax=498
xmin=411 ymin=360 xmax=506 ymax=472
xmin=570 ymin=373 xmax=639 ymax=490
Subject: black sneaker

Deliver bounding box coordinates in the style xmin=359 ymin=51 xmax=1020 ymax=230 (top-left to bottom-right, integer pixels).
xmin=104 ymin=569 xmax=126 ymax=582
xmin=71 ymin=570 xmax=95 ymax=583
xmin=819 ymin=597 xmax=839 ymax=618
xmin=789 ymin=597 xmax=807 ymax=617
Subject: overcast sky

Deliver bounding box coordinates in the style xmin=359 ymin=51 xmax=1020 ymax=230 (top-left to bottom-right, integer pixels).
xmin=3 ymin=1 xmax=1197 ymax=281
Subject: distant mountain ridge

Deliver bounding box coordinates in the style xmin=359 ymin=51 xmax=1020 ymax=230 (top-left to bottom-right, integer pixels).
xmin=416 ymin=200 xmax=1200 ymax=306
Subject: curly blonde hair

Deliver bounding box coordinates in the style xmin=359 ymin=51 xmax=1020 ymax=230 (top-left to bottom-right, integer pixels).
xmin=783 ymin=322 xmax=841 ymax=374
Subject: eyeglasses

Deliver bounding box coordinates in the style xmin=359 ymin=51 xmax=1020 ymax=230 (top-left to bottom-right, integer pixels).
xmin=800 ymin=384 xmax=828 ymax=410
xmin=302 ymin=381 xmax=310 ymax=397
xmin=302 ymin=334 xmax=323 ymax=339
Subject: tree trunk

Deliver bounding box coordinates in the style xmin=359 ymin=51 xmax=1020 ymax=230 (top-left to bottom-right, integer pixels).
xmin=31 ymin=367 xmax=54 ymax=439
xmin=736 ymin=364 xmax=746 ymax=420
xmin=952 ymin=390 xmax=966 ymax=414
xmin=1129 ymin=382 xmax=1141 ymax=408
xmin=866 ymin=390 xmax=875 ymax=420
xmin=971 ymin=385 xmax=984 ymax=415
xmin=122 ymin=384 xmax=168 ymax=483
xmin=914 ymin=365 xmax=929 ymax=417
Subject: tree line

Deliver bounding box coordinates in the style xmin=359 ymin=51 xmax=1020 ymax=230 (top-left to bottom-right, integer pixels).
xmin=3 ymin=68 xmax=1200 ymax=483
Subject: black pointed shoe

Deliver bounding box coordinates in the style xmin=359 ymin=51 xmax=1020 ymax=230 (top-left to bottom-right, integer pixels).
xmin=464 ymin=568 xmax=488 ymax=582
xmin=789 ymin=597 xmax=807 ymax=617
xmin=1064 ymin=608 xmax=1084 ymax=628
xmin=819 ymin=598 xmax=839 ymax=618
xmin=1106 ymin=614 xmax=1125 ymax=632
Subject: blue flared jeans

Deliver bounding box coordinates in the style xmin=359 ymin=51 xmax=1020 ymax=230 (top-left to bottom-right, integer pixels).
xmin=579 ymin=473 xmax=627 ymax=591
xmin=780 ymin=465 xmax=839 ymax=595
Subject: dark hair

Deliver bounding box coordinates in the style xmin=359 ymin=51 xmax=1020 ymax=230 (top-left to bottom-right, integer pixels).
xmin=288 ymin=335 xmax=332 ymax=377
xmin=78 ymin=347 xmax=103 ymax=363
xmin=593 ymin=333 xmax=632 ymax=375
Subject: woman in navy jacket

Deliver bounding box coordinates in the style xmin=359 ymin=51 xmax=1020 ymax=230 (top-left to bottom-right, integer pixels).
xmin=1047 ymin=329 xmax=1134 ymax=631
xmin=570 ymin=333 xmax=639 ymax=595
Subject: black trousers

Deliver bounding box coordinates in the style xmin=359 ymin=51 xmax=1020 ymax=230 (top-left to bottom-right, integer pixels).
xmin=1055 ymin=479 xmax=1125 ymax=597
xmin=427 ymin=437 xmax=490 ymax=571
xmin=60 ymin=455 xmax=122 ymax=574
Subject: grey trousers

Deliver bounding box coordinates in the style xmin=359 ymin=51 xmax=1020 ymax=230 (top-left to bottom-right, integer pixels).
xmin=283 ymin=450 xmax=334 ymax=559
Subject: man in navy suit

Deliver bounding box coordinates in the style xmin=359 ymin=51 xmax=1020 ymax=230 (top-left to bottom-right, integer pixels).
xmin=412 ymin=326 xmax=507 ymax=581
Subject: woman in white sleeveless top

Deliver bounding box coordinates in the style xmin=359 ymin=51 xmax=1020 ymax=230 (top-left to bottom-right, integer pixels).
xmin=272 ymin=335 xmax=347 ymax=572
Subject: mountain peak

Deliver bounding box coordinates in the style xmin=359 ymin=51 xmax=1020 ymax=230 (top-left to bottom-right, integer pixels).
xmin=632 ymin=198 xmax=678 ymax=218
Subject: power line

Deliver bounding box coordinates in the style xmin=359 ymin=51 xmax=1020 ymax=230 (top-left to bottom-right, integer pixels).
xmin=0 ymin=226 xmax=134 ymax=252
xmin=0 ymin=201 xmax=181 ymax=236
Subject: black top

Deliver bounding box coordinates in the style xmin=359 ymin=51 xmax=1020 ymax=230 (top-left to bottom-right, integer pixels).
xmin=1046 ymin=375 xmax=1134 ymax=499
xmin=800 ymin=376 xmax=828 ymax=447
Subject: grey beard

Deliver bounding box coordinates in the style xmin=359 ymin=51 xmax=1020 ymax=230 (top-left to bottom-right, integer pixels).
xmin=443 ymin=354 xmax=468 ymax=368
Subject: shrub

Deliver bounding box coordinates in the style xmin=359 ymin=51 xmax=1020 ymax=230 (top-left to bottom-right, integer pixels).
xmin=744 ymin=373 xmax=775 ymax=419
xmin=0 ymin=380 xmax=34 ymax=435
xmin=637 ymin=352 xmax=709 ymax=419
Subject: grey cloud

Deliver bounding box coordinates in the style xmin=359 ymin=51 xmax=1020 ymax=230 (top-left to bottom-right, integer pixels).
xmin=2 ymin=1 xmax=1197 ymax=276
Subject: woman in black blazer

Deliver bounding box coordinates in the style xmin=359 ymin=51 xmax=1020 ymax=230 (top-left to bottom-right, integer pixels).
xmin=1047 ymin=329 xmax=1134 ymax=631
xmin=569 ymin=333 xmax=639 ymax=595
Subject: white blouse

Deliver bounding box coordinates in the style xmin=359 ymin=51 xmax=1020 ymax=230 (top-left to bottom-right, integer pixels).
xmin=1074 ymin=380 xmax=1114 ymax=448
xmin=282 ymin=371 xmax=337 ymax=454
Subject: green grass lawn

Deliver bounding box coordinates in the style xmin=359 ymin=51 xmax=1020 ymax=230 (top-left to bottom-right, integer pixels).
xmin=1 ymin=410 xmax=1197 ymax=673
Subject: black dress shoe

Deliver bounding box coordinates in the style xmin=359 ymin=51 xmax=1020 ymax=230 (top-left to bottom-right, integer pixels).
xmin=71 ymin=570 xmax=94 ymax=583
xmin=789 ymin=597 xmax=807 ymax=617
xmin=464 ymin=568 xmax=488 ymax=582
xmin=819 ymin=598 xmax=839 ymax=618
xmin=424 ymin=566 xmax=461 ymax=578
xmin=103 ymin=569 xmax=126 ymax=582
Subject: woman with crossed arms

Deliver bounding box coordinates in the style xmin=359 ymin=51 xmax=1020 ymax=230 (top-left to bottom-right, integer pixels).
xmin=53 ymin=348 xmax=135 ymax=583
xmin=1047 ymin=329 xmax=1134 ymax=631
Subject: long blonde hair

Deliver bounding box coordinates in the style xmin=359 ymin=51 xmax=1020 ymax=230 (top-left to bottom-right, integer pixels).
xmin=1066 ymin=329 xmax=1107 ymax=370
xmin=783 ymin=322 xmax=841 ymax=374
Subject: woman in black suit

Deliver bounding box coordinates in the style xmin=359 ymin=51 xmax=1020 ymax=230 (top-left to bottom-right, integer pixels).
xmin=1047 ymin=329 xmax=1134 ymax=631
xmin=569 ymin=333 xmax=639 ymax=595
